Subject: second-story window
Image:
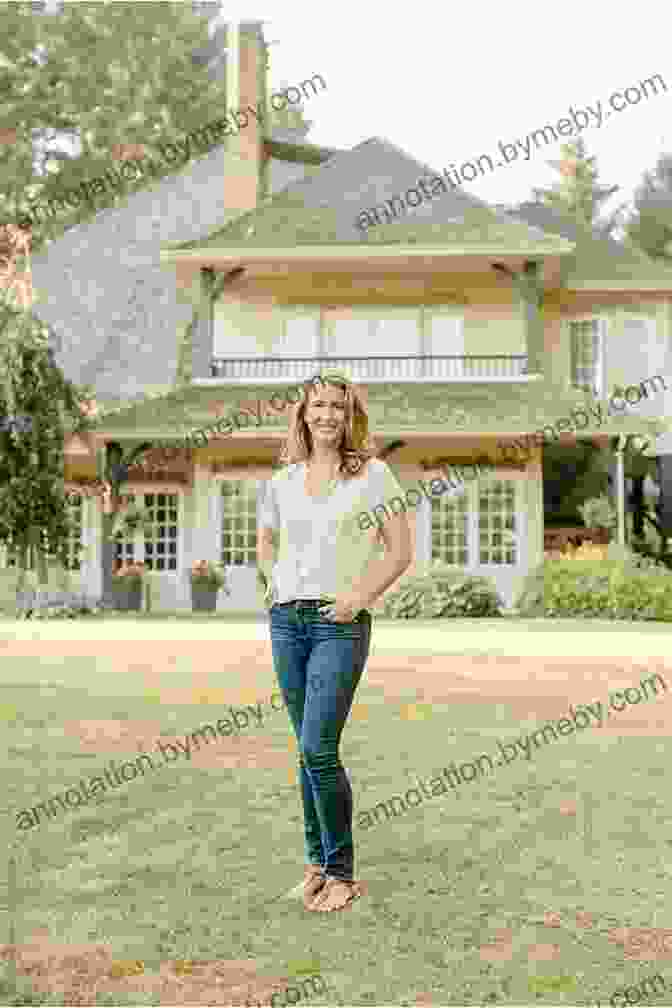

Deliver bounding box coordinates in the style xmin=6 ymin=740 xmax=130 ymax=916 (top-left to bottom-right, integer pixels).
xmin=570 ymin=319 xmax=604 ymax=397
xmin=322 ymin=308 xmax=421 ymax=359
xmin=272 ymin=309 xmax=320 ymax=358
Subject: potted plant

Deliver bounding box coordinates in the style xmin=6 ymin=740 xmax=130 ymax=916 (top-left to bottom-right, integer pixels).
xmin=111 ymin=561 xmax=146 ymax=611
xmin=190 ymin=560 xmax=228 ymax=612
xmin=577 ymin=495 xmax=617 ymax=544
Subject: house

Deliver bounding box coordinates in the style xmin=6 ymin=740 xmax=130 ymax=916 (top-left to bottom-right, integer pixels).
xmin=6 ymin=20 xmax=672 ymax=612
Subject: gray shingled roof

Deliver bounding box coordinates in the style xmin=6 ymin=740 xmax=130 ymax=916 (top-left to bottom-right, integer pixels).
xmin=506 ymin=202 xmax=672 ymax=290
xmin=31 ymin=134 xmax=329 ymax=410
xmin=174 ymin=137 xmax=568 ymax=250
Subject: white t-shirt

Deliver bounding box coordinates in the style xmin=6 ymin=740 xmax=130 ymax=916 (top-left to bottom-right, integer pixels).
xmin=258 ymin=458 xmax=405 ymax=609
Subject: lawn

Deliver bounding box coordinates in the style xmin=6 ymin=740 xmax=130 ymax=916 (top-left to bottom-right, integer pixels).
xmin=1 ymin=621 xmax=671 ymax=1006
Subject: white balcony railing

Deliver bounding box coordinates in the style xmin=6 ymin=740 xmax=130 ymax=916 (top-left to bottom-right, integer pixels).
xmin=209 ymin=355 xmax=530 ymax=383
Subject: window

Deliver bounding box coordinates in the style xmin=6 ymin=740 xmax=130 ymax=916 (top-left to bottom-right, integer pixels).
xmin=323 ymin=308 xmax=420 ymax=357
xmin=430 ymin=474 xmax=518 ymax=567
xmin=213 ymin=300 xmax=264 ymax=359
xmin=477 ymin=478 xmax=517 ymax=565
xmin=113 ymin=493 xmax=179 ymax=572
xmin=620 ymin=317 xmax=665 ymax=416
xmin=425 ymin=310 xmax=465 ymax=376
xmin=431 ymin=490 xmax=468 ymax=566
xmin=220 ymin=480 xmax=257 ymax=566
xmin=272 ymin=310 xmax=320 ymax=357
xmin=570 ymin=319 xmax=604 ymax=396
xmin=323 ymin=309 xmax=374 ymax=357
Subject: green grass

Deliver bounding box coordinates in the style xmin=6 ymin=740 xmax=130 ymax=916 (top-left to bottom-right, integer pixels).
xmin=1 ymin=626 xmax=671 ymax=1005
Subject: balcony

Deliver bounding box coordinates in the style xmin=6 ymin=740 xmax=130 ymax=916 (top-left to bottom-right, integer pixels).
xmin=206 ymin=355 xmax=534 ymax=384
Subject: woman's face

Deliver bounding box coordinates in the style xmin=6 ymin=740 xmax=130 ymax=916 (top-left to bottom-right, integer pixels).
xmin=304 ymin=381 xmax=347 ymax=447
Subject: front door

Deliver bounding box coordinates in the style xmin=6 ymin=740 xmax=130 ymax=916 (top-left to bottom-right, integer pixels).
xmin=425 ymin=469 xmax=524 ymax=609
xmin=217 ymin=478 xmax=261 ymax=610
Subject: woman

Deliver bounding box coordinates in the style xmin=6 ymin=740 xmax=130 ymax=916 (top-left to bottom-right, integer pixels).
xmin=257 ymin=369 xmax=412 ymax=913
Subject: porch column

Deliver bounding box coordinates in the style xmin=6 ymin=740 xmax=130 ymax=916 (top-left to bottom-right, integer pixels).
xmin=525 ymin=457 xmax=544 ymax=569
xmin=81 ymin=495 xmax=104 ymax=599
xmin=187 ymin=464 xmax=218 ymax=588
xmin=518 ymin=260 xmax=545 ymax=377
xmin=190 ymin=268 xmax=215 ymax=381
xmin=614 ymin=436 xmax=626 ymax=546
xmin=492 ymin=260 xmax=545 ymax=377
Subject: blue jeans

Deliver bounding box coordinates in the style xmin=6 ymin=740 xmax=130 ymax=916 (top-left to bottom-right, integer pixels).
xmin=269 ymin=600 xmax=372 ymax=882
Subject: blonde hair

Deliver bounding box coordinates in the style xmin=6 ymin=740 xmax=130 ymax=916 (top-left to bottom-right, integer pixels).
xmin=277 ymin=370 xmax=376 ymax=478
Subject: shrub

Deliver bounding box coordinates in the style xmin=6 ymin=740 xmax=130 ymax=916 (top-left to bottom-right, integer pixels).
xmin=516 ymin=542 xmax=672 ymax=620
xmin=383 ymin=564 xmax=504 ymax=619
xmin=20 ymin=601 xmax=105 ymax=620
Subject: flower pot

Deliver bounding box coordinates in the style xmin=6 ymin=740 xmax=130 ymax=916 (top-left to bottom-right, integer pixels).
xmin=585 ymin=527 xmax=611 ymax=545
xmin=191 ymin=584 xmax=219 ymax=612
xmin=112 ymin=581 xmax=142 ymax=611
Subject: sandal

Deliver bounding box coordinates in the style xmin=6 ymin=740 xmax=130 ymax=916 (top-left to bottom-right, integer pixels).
xmin=306 ymin=876 xmax=364 ymax=913
xmin=283 ymin=866 xmax=326 ymax=904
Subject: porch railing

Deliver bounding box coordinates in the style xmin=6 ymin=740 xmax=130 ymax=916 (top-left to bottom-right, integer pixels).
xmin=209 ymin=355 xmax=529 ymax=382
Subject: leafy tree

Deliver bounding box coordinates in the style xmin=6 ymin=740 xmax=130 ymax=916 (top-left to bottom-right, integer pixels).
xmin=624 ymin=152 xmax=672 ymax=263
xmin=0 ymin=3 xmax=314 ymax=253
xmin=0 ymin=224 xmax=97 ymax=589
xmin=532 ymin=138 xmax=625 ymax=235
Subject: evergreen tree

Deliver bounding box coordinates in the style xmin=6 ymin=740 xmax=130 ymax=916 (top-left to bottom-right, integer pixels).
xmin=625 ymin=152 xmax=672 ymax=263
xmin=532 ymin=138 xmax=624 ymax=235
xmin=0 ymin=224 xmax=97 ymax=588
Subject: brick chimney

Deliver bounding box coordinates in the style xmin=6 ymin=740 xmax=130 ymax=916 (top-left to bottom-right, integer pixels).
xmin=224 ymin=20 xmax=268 ymax=215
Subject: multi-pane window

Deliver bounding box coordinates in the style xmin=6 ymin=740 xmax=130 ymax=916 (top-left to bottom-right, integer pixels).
xmin=431 ymin=490 xmax=468 ymax=565
xmin=430 ymin=475 xmax=517 ymax=567
xmin=478 ymin=479 xmax=517 ymax=565
xmin=570 ymin=319 xmax=603 ymax=395
xmin=113 ymin=493 xmax=179 ymax=571
xmin=143 ymin=494 xmax=178 ymax=571
xmin=220 ymin=480 xmax=257 ymax=566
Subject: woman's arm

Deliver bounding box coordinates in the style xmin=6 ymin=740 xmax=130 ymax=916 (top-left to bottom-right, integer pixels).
xmin=348 ymin=510 xmax=412 ymax=609
xmin=256 ymin=526 xmax=276 ymax=592
xmin=320 ymin=511 xmax=412 ymax=621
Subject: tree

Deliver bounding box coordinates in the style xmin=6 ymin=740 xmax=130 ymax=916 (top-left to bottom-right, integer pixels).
xmin=624 ymin=152 xmax=672 ymax=263
xmin=0 ymin=3 xmax=316 ymax=253
xmin=0 ymin=223 xmax=158 ymax=605
xmin=0 ymin=224 xmax=97 ymax=590
xmin=532 ymin=138 xmax=624 ymax=235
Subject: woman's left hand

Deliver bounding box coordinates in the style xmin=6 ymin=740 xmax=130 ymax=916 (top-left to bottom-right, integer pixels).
xmin=318 ymin=594 xmax=368 ymax=622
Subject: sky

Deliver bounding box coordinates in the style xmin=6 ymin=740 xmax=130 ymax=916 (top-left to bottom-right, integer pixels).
xmin=215 ymin=0 xmax=672 ymax=220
